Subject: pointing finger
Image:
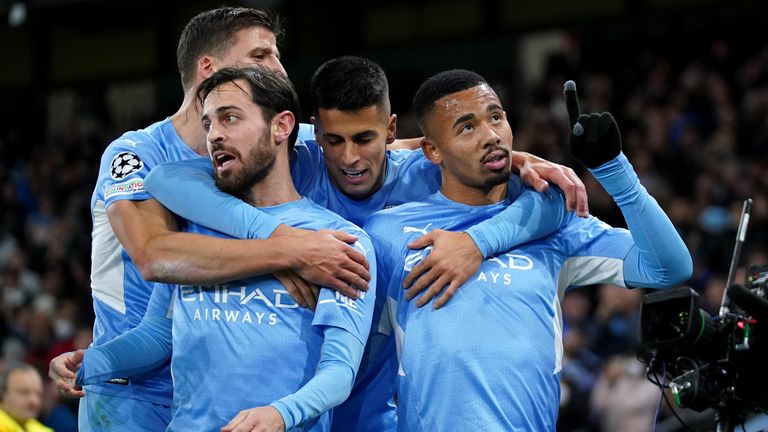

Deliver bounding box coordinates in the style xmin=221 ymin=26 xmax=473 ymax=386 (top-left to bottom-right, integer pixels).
xmin=563 ymin=80 xmax=581 ymax=129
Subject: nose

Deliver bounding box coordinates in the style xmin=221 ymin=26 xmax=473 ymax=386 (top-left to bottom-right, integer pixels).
xmin=266 ymin=56 xmax=287 ymax=77
xmin=340 ymin=142 xmax=360 ymax=166
xmin=207 ymin=121 xmax=225 ymax=144
xmin=481 ymin=122 xmax=501 ymax=147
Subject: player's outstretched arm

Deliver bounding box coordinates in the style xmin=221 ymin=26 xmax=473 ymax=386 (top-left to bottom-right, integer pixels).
xmin=107 ymin=198 xmax=369 ymax=296
xmin=563 ymin=80 xmax=692 ymax=287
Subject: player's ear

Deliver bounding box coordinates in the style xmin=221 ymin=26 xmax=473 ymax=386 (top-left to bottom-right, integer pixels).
xmin=386 ymin=114 xmax=398 ymax=145
xmin=198 ymin=55 xmax=215 ymax=81
xmin=273 ymin=110 xmax=296 ymax=145
xmin=421 ymin=138 xmax=441 ymax=165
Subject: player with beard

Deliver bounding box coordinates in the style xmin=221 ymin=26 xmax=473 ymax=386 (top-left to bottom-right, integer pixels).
xmin=362 ymin=70 xmax=692 ymax=431
xmin=52 ymin=67 xmax=377 ymax=432
xmin=143 ymin=56 xmax=585 ymax=431
xmin=49 ymin=9 xmax=374 ymax=432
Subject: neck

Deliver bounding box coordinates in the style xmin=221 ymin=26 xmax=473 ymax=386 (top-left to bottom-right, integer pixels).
xmin=439 ymin=174 xmax=508 ymax=206
xmin=244 ymin=152 xmax=301 ymax=207
xmin=170 ymin=89 xmax=209 ymax=156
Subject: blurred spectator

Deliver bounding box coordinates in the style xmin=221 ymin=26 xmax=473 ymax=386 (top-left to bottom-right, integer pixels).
xmin=0 ymin=363 xmax=52 ymax=432
xmin=590 ymin=353 xmax=660 ymax=432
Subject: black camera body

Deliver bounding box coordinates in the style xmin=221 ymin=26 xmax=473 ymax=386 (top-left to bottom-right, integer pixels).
xmin=639 ymin=265 xmax=768 ymax=416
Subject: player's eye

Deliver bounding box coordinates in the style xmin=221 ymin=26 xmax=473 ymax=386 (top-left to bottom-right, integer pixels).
xmin=202 ymin=121 xmax=211 ymax=131
xmin=226 ymin=114 xmax=238 ymax=124
xmin=460 ymin=124 xmax=474 ymax=134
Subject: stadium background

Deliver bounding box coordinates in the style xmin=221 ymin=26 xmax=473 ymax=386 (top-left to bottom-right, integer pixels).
xmin=1 ymin=0 xmax=767 ymax=430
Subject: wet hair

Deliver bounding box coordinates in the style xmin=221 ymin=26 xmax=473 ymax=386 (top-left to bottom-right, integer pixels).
xmin=310 ymin=55 xmax=390 ymax=116
xmin=197 ymin=66 xmax=300 ymax=149
xmin=177 ymin=7 xmax=283 ymax=90
xmin=412 ymin=69 xmax=487 ymax=135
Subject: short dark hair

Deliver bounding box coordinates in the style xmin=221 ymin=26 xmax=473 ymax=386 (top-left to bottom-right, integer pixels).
xmin=310 ymin=56 xmax=390 ymax=116
xmin=177 ymin=7 xmax=283 ymax=90
xmin=196 ymin=66 xmax=300 ymax=149
xmin=412 ymin=69 xmax=488 ymax=134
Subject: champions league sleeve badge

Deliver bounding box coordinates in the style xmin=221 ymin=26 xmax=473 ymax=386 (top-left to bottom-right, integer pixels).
xmin=110 ymin=151 xmax=144 ymax=180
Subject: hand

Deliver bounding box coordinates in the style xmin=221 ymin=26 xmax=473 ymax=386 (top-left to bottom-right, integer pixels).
xmin=275 ymin=226 xmax=370 ymax=298
xmin=402 ymin=230 xmax=482 ymax=309
xmin=275 ymin=270 xmax=320 ymax=310
xmin=512 ymin=151 xmax=589 ymax=217
xmin=221 ymin=406 xmax=285 ymax=432
xmin=563 ymin=80 xmax=622 ymax=169
xmin=48 ymin=350 xmax=86 ymax=398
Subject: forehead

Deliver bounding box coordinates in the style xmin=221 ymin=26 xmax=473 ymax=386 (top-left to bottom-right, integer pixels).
xmin=8 ymin=369 xmax=40 ymax=387
xmin=230 ymin=26 xmax=278 ymax=51
xmin=203 ymin=80 xmax=254 ymax=112
xmin=434 ymin=84 xmax=501 ymax=120
xmin=317 ymin=105 xmax=388 ymax=132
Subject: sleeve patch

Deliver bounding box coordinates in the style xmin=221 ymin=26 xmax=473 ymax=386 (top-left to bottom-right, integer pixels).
xmin=104 ymin=178 xmax=145 ymax=199
xmin=110 ymin=151 xmax=145 ymax=180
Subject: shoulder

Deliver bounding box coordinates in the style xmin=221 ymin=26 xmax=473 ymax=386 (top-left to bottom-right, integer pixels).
xmin=386 ymin=148 xmax=429 ymax=167
xmin=365 ymin=201 xmax=433 ymax=236
xmin=100 ymin=120 xmax=170 ymax=167
xmin=26 ymin=419 xmax=53 ymax=432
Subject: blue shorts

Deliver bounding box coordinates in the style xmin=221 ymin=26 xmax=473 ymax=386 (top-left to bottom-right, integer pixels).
xmin=78 ymin=392 xmax=171 ymax=432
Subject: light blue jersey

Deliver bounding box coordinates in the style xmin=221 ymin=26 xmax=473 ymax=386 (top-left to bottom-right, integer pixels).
xmin=88 ymin=118 xmax=198 ymax=405
xmin=143 ymin=139 xmax=569 ymax=432
xmin=291 ymin=141 xmax=439 ymax=227
xmin=363 ymin=154 xmax=692 ymax=431
xmin=146 ymin=198 xmax=375 ymax=432
xmin=87 ymin=120 xmax=315 ymax=407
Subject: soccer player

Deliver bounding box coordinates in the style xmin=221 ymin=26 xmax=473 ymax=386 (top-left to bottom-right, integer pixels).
xmin=362 ymin=71 xmax=693 ymax=431
xmin=55 ymin=67 xmax=376 ymax=431
xmin=60 ymin=8 xmax=371 ymax=432
xmin=143 ymin=56 xmax=582 ymax=431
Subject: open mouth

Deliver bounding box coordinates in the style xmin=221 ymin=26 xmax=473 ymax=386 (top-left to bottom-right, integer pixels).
xmin=342 ymin=169 xmax=365 ymax=179
xmin=213 ymin=151 xmax=237 ymax=170
xmin=482 ymin=150 xmax=509 ymax=170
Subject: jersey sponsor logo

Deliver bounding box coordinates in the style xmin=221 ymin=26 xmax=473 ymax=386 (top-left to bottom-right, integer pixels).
xmin=476 ymin=253 xmax=535 ymax=285
xmin=104 ymin=178 xmax=144 ymax=199
xmin=180 ymin=284 xmax=299 ymax=326
xmin=488 ymin=253 xmax=534 ymax=270
xmin=110 ymin=151 xmax=144 ymax=180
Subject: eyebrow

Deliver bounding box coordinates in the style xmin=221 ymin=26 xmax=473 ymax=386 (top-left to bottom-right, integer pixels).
xmin=452 ymin=113 xmax=475 ymax=129
xmin=202 ymin=105 xmax=242 ymax=122
xmin=487 ymin=104 xmax=503 ymax=112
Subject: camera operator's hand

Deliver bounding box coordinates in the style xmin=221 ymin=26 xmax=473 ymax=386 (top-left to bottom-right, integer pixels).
xmin=563 ymin=80 xmax=622 ymax=169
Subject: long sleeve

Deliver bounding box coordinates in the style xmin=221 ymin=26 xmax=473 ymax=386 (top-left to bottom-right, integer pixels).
xmin=270 ymin=326 xmax=364 ymax=430
xmin=592 ymin=152 xmax=692 ymax=287
xmin=76 ymin=314 xmax=172 ymax=385
xmin=467 ymin=185 xmax=569 ymax=258
xmin=143 ymin=157 xmax=281 ymax=239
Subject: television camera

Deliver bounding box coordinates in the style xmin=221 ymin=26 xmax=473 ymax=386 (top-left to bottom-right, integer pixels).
xmin=639 ymin=199 xmax=768 ymax=431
